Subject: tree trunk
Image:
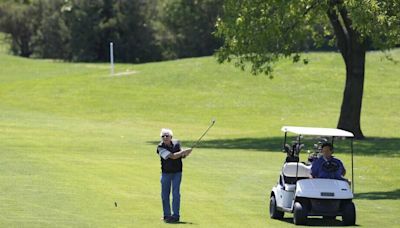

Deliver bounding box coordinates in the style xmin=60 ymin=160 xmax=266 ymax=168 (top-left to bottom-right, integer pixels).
xmin=327 ymin=3 xmax=366 ymax=139
xmin=20 ymin=29 xmax=34 ymax=57
xmin=337 ymin=47 xmax=365 ymax=139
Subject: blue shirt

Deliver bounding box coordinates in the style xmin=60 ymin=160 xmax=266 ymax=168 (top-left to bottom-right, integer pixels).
xmin=311 ymin=156 xmax=345 ymax=180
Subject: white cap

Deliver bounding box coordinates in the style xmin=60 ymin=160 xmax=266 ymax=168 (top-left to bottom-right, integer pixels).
xmin=160 ymin=128 xmax=173 ymax=137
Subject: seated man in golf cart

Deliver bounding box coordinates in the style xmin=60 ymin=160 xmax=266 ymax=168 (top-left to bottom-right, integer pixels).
xmin=311 ymin=142 xmax=348 ymax=181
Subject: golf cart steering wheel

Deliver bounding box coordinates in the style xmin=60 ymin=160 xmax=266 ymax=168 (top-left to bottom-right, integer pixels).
xmin=322 ymin=160 xmax=339 ymax=173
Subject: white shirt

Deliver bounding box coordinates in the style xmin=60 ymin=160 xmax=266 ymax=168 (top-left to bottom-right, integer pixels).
xmin=158 ymin=147 xmax=171 ymax=160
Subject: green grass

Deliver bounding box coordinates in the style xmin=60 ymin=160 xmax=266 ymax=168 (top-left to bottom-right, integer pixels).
xmin=0 ymin=40 xmax=399 ymax=227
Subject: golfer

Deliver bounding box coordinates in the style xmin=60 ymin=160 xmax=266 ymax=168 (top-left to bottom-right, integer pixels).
xmin=311 ymin=142 xmax=348 ymax=181
xmin=156 ymin=128 xmax=192 ymax=223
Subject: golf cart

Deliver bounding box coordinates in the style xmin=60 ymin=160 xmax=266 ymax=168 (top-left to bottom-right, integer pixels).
xmin=269 ymin=126 xmax=356 ymax=226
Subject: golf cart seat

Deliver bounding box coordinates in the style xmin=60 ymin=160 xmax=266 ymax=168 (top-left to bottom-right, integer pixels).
xmin=283 ymin=162 xmax=311 ymax=177
xmin=281 ymin=162 xmax=311 ymax=188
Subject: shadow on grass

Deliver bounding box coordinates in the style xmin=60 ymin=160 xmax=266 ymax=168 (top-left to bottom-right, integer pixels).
xmin=148 ymin=137 xmax=283 ymax=152
xmin=352 ymin=137 xmax=400 ymax=156
xmin=279 ymin=217 xmax=360 ymax=226
xmin=166 ymin=221 xmax=195 ymax=225
xmin=148 ymin=137 xmax=400 ymax=157
xmin=160 ymin=218 xmax=195 ymax=225
xmin=355 ymin=189 xmax=400 ymax=200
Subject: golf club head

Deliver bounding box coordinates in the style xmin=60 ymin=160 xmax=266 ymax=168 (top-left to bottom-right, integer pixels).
xmin=211 ymin=118 xmax=216 ymax=124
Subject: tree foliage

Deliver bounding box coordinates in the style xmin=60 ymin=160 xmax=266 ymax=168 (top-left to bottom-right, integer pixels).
xmin=0 ymin=0 xmax=223 ymax=62
xmin=157 ymin=0 xmax=224 ymax=58
xmin=215 ymin=0 xmax=400 ymax=75
xmin=0 ymin=1 xmax=37 ymax=57
xmin=32 ymin=0 xmax=70 ymax=59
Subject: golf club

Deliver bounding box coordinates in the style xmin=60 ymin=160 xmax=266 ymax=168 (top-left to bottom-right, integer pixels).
xmin=191 ymin=118 xmax=216 ymax=149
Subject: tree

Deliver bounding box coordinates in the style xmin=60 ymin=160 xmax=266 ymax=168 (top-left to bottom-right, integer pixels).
xmin=111 ymin=0 xmax=162 ymax=62
xmin=216 ymin=0 xmax=400 ymax=139
xmin=61 ymin=0 xmax=161 ymax=62
xmin=0 ymin=0 xmax=225 ymax=62
xmin=0 ymin=0 xmax=163 ymax=62
xmin=0 ymin=1 xmax=38 ymax=57
xmin=32 ymin=0 xmax=71 ymax=59
xmin=157 ymin=0 xmax=224 ymax=59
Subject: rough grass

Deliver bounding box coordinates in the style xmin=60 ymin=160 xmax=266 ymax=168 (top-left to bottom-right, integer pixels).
xmin=0 ymin=40 xmax=399 ymax=227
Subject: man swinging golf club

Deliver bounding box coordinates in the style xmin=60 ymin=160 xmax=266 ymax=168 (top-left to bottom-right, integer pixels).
xmin=157 ymin=128 xmax=192 ymax=223
xmin=157 ymin=120 xmax=215 ymax=223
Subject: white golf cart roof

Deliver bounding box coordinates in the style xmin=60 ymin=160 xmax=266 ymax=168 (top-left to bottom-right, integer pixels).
xmin=281 ymin=126 xmax=354 ymax=137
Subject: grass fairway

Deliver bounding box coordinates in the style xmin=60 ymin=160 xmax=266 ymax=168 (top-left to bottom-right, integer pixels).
xmin=0 ymin=41 xmax=399 ymax=227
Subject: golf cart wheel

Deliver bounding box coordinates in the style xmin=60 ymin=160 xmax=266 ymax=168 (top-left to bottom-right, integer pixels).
xmin=269 ymin=195 xmax=284 ymax=219
xmin=342 ymin=202 xmax=356 ymax=226
xmin=293 ymin=202 xmax=307 ymax=225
